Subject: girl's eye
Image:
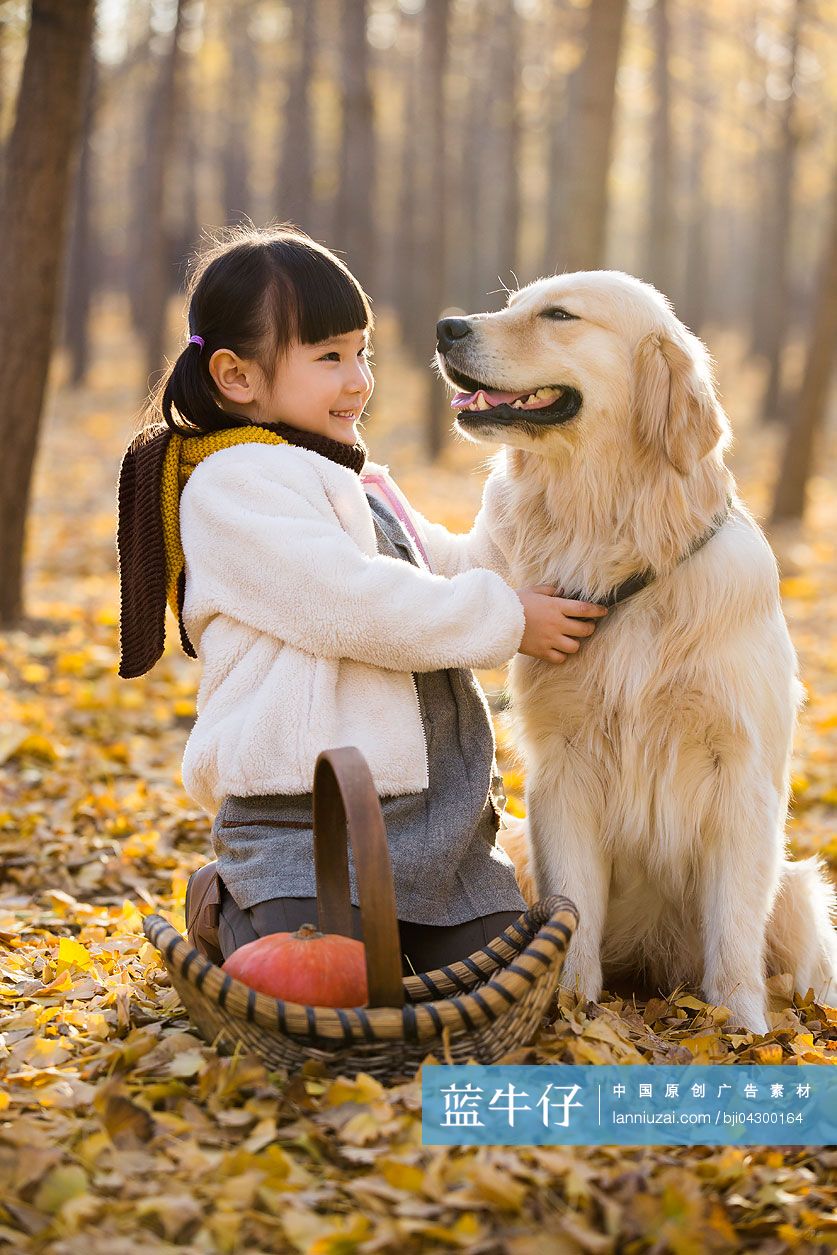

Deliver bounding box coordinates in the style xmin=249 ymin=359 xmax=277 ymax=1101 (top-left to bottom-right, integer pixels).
xmin=318 ymin=348 xmax=370 ymax=361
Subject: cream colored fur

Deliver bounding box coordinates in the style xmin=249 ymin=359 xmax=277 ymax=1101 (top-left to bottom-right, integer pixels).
xmin=440 ymin=269 xmax=837 ymax=1033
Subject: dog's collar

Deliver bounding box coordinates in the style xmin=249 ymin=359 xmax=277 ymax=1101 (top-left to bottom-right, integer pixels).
xmin=564 ymin=494 xmax=734 ymax=609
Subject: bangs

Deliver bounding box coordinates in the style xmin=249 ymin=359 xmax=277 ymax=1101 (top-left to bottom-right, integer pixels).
xmin=268 ymin=240 xmax=373 ymax=350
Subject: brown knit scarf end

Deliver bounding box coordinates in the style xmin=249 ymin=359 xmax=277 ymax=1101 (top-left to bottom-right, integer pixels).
xmin=116 ymin=420 xmax=368 ymax=679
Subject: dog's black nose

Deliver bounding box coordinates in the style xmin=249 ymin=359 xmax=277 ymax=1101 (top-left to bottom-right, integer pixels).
xmin=436 ymin=317 xmax=472 ymax=354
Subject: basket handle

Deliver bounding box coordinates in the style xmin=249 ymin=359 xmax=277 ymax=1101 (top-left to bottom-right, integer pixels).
xmin=312 ymin=747 xmax=405 ymax=1009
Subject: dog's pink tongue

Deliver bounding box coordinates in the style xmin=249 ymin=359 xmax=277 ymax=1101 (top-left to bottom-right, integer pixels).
xmin=450 ymin=388 xmax=523 ymax=410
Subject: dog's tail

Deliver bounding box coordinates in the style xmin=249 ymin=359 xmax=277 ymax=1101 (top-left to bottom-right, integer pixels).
xmin=766 ymin=857 xmax=837 ymax=1007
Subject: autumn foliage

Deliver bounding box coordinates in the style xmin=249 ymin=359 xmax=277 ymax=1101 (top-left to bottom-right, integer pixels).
xmin=0 ymin=313 xmax=835 ymax=1250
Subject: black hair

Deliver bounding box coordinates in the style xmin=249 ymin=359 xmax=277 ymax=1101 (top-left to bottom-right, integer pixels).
xmin=141 ymin=223 xmax=373 ymax=436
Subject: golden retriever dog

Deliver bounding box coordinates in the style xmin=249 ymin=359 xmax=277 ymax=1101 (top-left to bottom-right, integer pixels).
xmin=436 ymin=270 xmax=837 ymax=1033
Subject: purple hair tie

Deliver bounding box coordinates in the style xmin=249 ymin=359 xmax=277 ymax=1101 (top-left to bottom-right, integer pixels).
xmin=188 ymin=335 xmax=205 ymax=349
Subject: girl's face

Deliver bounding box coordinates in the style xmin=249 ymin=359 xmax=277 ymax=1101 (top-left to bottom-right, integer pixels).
xmin=258 ymin=328 xmax=374 ymax=444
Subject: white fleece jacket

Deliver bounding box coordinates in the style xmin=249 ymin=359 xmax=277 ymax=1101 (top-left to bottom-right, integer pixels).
xmin=178 ymin=442 xmax=524 ymax=815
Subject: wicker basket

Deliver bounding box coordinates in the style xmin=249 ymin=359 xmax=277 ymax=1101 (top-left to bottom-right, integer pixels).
xmin=144 ymin=747 xmax=578 ymax=1083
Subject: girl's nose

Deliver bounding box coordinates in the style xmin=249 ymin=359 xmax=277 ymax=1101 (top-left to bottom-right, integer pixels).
xmin=350 ymin=362 xmax=373 ymax=393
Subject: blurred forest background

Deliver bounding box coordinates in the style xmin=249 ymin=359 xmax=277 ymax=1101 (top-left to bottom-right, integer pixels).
xmin=1 ymin=3 xmax=837 ymax=1248
xmin=1 ymin=0 xmax=836 ymax=633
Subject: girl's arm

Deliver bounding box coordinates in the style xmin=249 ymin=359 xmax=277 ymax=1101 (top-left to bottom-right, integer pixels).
xmin=180 ymin=452 xmax=525 ymax=673
xmin=411 ymin=500 xmax=512 ymax=581
xmin=367 ymin=464 xmax=514 ymax=582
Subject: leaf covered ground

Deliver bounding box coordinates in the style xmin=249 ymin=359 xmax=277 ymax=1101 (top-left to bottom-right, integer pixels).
xmin=1 ymin=309 xmax=836 ymax=1252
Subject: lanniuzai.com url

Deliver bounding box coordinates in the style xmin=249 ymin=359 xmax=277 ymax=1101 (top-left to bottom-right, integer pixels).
xmin=611 ymin=1110 xmax=805 ymax=1125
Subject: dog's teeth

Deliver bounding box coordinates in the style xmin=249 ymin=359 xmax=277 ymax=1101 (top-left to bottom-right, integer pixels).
xmin=512 ymin=400 xmax=524 ymax=408
xmin=536 ymin=387 xmax=557 ymax=401
xmin=476 ymin=395 xmax=490 ymax=410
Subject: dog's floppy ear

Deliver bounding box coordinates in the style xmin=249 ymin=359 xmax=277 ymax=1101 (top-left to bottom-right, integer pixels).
xmin=633 ymin=326 xmax=728 ymax=475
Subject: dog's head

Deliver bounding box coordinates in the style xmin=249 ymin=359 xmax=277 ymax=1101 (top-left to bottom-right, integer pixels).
xmin=436 ymin=271 xmax=730 ymax=476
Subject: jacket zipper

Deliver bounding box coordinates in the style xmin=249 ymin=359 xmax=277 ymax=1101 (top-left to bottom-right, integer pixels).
xmin=410 ymin=672 xmax=430 ymax=781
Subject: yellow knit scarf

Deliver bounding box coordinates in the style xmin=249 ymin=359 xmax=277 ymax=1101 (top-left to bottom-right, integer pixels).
xmin=160 ymin=426 xmax=289 ymax=619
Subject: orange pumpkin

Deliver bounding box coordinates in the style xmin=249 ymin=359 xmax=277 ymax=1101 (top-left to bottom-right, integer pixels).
xmin=222 ymin=922 xmax=369 ymax=1007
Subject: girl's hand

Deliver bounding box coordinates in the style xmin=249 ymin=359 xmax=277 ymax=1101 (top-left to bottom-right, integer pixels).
xmin=515 ymin=584 xmax=608 ymax=663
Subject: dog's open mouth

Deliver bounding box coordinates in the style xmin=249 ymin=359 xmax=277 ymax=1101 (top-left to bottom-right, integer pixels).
xmin=453 ymin=386 xmax=563 ymax=412
xmin=444 ymin=366 xmax=582 ymax=426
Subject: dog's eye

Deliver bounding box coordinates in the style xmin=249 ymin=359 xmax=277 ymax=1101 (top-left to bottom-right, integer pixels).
xmin=541 ymin=307 xmax=579 ymax=322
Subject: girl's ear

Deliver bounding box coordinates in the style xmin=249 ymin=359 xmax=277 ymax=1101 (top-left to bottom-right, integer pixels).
xmin=208 ymin=349 xmax=258 ymax=405
xmin=633 ymin=325 xmax=730 ymax=475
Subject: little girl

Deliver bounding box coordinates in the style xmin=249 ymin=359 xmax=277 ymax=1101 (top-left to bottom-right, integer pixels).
xmin=116 ymin=225 xmax=606 ymax=974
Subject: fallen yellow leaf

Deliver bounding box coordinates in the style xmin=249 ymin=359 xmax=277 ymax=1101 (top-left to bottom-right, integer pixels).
xmin=55 ymin=936 xmax=94 ymax=974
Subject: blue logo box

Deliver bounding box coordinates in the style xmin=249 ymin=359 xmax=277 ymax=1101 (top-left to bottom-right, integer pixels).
xmin=421 ymin=1065 xmax=837 ymax=1146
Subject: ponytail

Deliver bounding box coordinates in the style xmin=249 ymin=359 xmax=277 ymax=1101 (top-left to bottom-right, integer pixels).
xmin=160 ymin=338 xmax=247 ymax=435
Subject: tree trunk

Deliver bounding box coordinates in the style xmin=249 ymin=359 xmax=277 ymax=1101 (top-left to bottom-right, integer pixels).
xmin=378 ymin=10 xmax=410 ymax=309
xmin=397 ymin=1 xmax=448 ymax=353
xmin=277 ymin=0 xmax=316 ymax=231
xmin=171 ymin=50 xmax=201 ymax=272
xmin=0 ymin=16 xmax=7 ymax=198
xmin=222 ymin=0 xmax=255 ymax=226
xmin=334 ymin=0 xmax=375 ymax=290
xmin=680 ymin=9 xmax=709 ymax=331
xmin=770 ymin=161 xmax=837 ymax=524
xmin=473 ymin=0 xmax=523 ymax=296
xmin=491 ymin=0 xmax=521 ymax=290
xmin=749 ymin=1 xmax=801 ymax=355
xmin=456 ymin=0 xmax=492 ymax=309
xmin=126 ymin=0 xmax=154 ymax=331
xmin=392 ymin=14 xmax=422 ymax=343
xmin=558 ymin=0 xmax=627 ymax=271
xmin=138 ymin=0 xmax=187 ymax=388
xmin=418 ymin=0 xmax=450 ymax=460
xmin=0 ymin=0 xmax=95 ymax=627
xmin=541 ymin=2 xmax=579 ymax=277
xmin=643 ymin=0 xmax=673 ymax=293
xmin=759 ymin=0 xmax=804 ymax=422
xmin=62 ymin=54 xmax=98 ymax=386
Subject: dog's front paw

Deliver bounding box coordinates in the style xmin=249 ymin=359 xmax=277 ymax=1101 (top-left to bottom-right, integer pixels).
xmin=559 ymin=950 xmax=603 ymax=1004
xmin=709 ymin=987 xmax=769 ymax=1036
